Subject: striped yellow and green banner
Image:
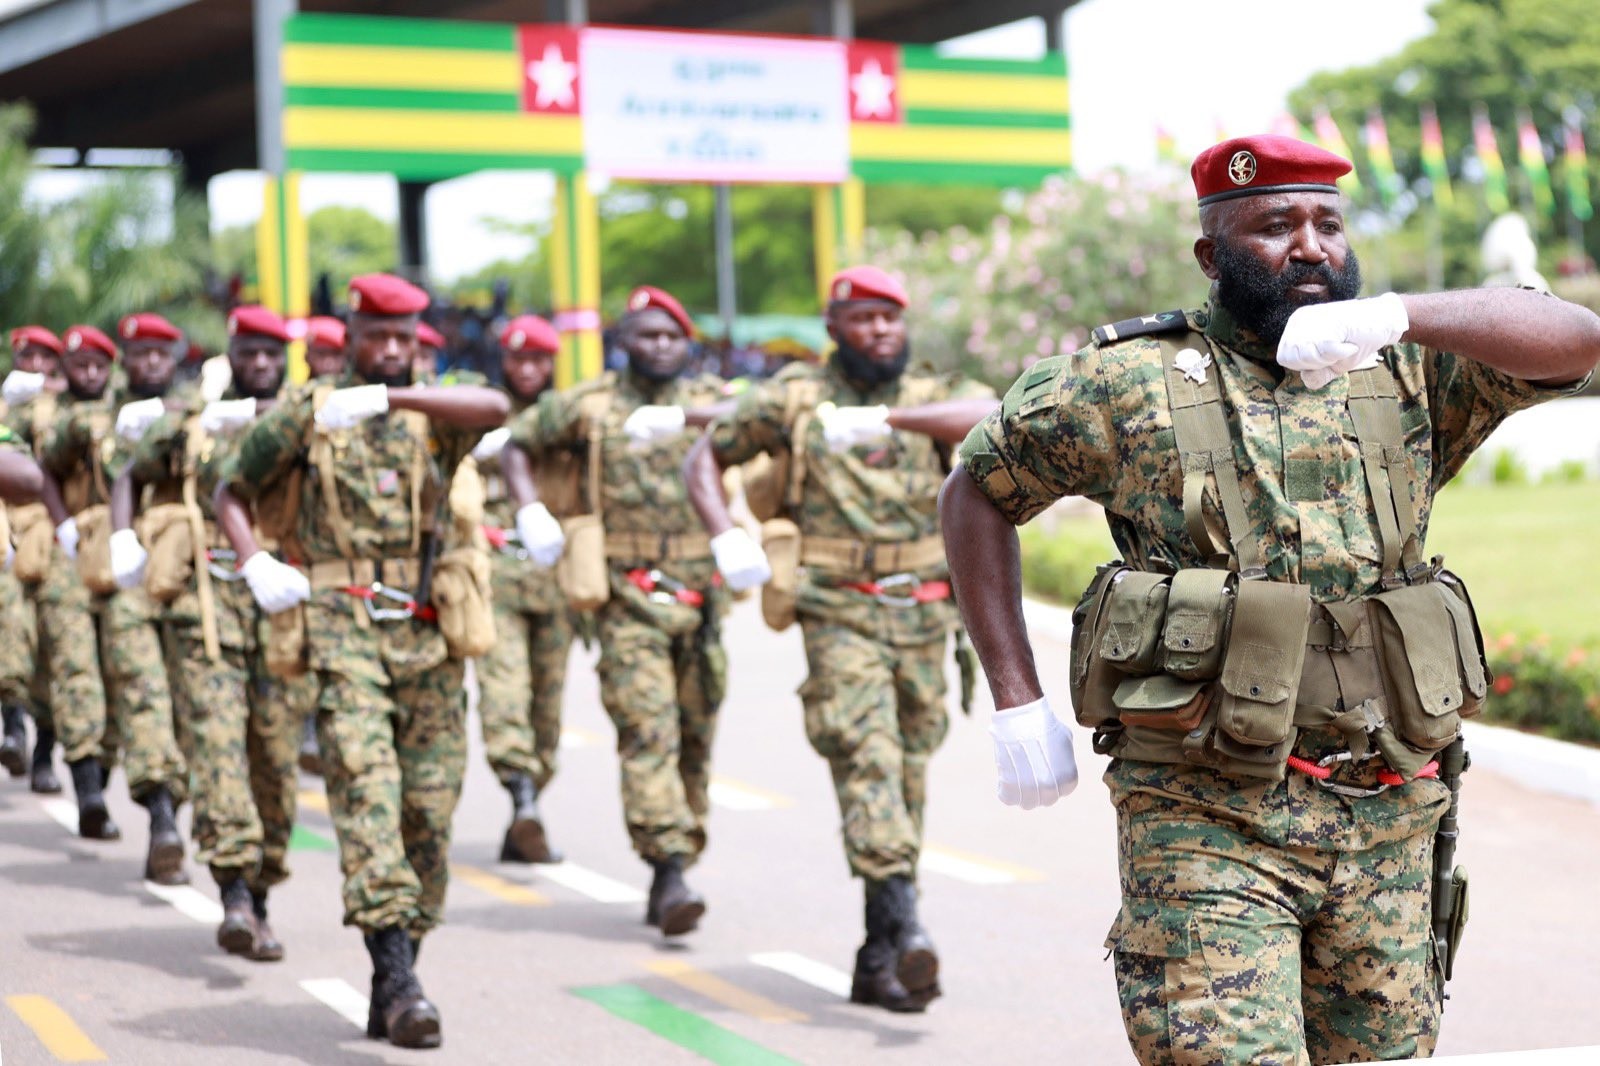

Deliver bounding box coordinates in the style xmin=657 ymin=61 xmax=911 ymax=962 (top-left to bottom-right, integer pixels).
xmin=1473 ymin=106 xmax=1511 ymax=214
xmin=1516 ymin=111 xmax=1555 ymax=218
xmin=1564 ymin=121 xmax=1592 ymax=222
xmin=1419 ymin=103 xmax=1453 ymax=208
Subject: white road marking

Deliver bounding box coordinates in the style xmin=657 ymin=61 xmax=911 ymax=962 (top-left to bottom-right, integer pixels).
xmin=750 ymin=952 xmax=852 ymax=999
xmin=920 ymin=844 xmax=1044 ymax=886
xmin=559 ymin=727 xmax=601 ymax=750
xmin=535 ymin=862 xmax=646 ymax=904
xmin=708 ymin=780 xmax=777 ymax=811
xmin=300 ymin=978 xmax=368 ymax=1030
xmin=143 ymin=881 xmax=224 ymax=925
xmin=39 ymin=798 xmax=78 ymax=833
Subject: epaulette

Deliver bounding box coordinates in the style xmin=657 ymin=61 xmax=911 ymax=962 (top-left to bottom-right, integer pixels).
xmin=1091 ymin=310 xmax=1188 ymax=347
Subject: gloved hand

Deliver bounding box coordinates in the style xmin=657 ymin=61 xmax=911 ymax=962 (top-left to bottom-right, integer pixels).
xmin=818 ymin=403 xmax=892 ymax=453
xmin=1276 ymin=292 xmax=1408 ymax=390
xmin=622 ymin=405 xmax=687 ymax=451
xmin=4 ymin=540 xmax=11 ymax=572
xmin=471 ymin=426 xmax=512 ymax=462
xmin=709 ymin=527 xmax=772 ymax=592
xmin=110 ymin=528 xmax=149 ymax=590
xmin=199 ymin=398 xmax=257 ymax=435
xmin=314 ymin=384 xmax=389 ymax=430
xmin=56 ymin=517 xmax=79 ymax=559
xmin=115 ymin=397 xmax=167 ymax=442
xmin=989 ymin=697 xmax=1079 ymax=809
xmin=514 ymin=502 xmax=566 ymax=569
xmin=1 ymin=370 xmax=46 ymax=407
xmin=239 ymin=551 xmax=310 ymax=614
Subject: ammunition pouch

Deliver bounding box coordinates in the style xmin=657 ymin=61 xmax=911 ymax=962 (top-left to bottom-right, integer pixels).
xmin=264 ymin=605 xmax=308 ymax=678
xmin=11 ymin=502 xmax=54 ymax=584
xmin=557 ymin=514 xmax=610 ymax=611
xmin=1439 ymin=864 xmax=1470 ymax=984
xmin=431 ymin=545 xmax=497 ymax=659
xmin=137 ymin=502 xmax=195 ymax=604
xmin=758 ymin=517 xmax=801 ymax=631
xmin=74 ymin=505 xmax=118 ymax=595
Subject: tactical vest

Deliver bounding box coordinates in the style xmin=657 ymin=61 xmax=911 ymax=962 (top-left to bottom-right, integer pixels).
xmin=1067 ymin=313 xmax=1490 ymax=783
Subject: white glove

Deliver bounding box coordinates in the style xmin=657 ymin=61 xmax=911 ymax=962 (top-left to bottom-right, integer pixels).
xmin=1276 ymin=292 xmax=1408 ymax=390
xmin=709 ymin=527 xmax=772 ymax=592
xmin=2 ymin=370 xmax=45 ymax=407
xmin=314 ymin=384 xmax=389 ymax=430
xmin=56 ymin=517 xmax=79 ymax=559
xmin=4 ymin=541 xmax=11 ymax=572
xmin=239 ymin=551 xmax=310 ymax=614
xmin=115 ymin=397 xmax=167 ymax=442
xmin=471 ymin=426 xmax=512 ymax=463
xmin=199 ymin=398 xmax=257 ymax=435
xmin=818 ymin=403 xmax=892 ymax=453
xmin=989 ymin=697 xmax=1079 ymax=810
xmin=110 ymin=528 xmax=148 ymax=590
xmin=514 ymin=502 xmax=566 ymax=569
xmin=622 ymin=405 xmax=687 ymax=451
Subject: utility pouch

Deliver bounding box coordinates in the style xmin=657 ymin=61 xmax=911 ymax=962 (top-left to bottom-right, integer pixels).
xmin=1113 ymin=675 xmax=1213 ymax=731
xmin=265 ymin=604 xmax=308 ymax=678
xmin=758 ymin=517 xmax=801 ymax=631
xmin=1097 ymin=571 xmax=1170 ymax=675
xmin=557 ymin=514 xmax=610 ymax=611
xmin=1068 ymin=562 xmax=1129 ymax=729
xmin=431 ymin=546 xmax=497 ymax=659
xmin=1370 ymin=581 xmax=1480 ymax=754
xmin=1159 ymin=569 xmax=1233 ymax=680
xmin=11 ymin=502 xmax=54 ymax=583
xmin=74 ymin=505 xmax=118 ymax=595
xmin=1442 ymin=865 xmax=1469 ymax=983
xmin=1216 ymin=580 xmax=1311 ymax=749
xmin=1435 ymin=569 xmax=1489 ymax=721
xmin=137 ymin=502 xmax=195 ymax=603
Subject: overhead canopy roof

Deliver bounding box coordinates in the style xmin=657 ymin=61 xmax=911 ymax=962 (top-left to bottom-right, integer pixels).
xmin=0 ymin=0 xmax=1077 ymax=179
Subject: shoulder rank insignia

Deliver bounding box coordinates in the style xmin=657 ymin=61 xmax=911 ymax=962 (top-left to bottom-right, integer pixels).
xmin=1091 ymin=310 xmax=1187 ymax=346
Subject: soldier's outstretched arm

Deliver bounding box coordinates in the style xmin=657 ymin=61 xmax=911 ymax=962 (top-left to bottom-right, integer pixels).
xmin=502 ymin=441 xmax=541 ymax=508
xmin=682 ymin=434 xmax=735 ymax=537
xmin=887 ymin=398 xmax=1000 ymax=444
xmin=683 ymin=400 xmax=735 ymax=428
xmin=39 ymin=468 xmax=69 ymax=526
xmin=387 ymin=384 xmax=510 ymax=429
xmin=1395 ymin=288 xmax=1600 ymax=384
xmin=214 ymin=485 xmax=263 ymax=562
xmin=0 ymin=452 xmax=42 ymax=504
xmin=110 ymin=468 xmax=137 ymax=532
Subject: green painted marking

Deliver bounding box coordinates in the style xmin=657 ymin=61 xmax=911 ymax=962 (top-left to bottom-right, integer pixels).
xmin=572 ymin=984 xmax=800 ymax=1066
xmin=851 ymin=159 xmax=1068 ymax=186
xmin=901 ymin=44 xmax=1067 ymax=77
xmin=903 ymin=107 xmax=1070 ymax=130
xmin=285 ymin=12 xmax=514 ymax=52
xmin=285 ymin=148 xmax=581 ymax=180
xmin=286 ymin=86 xmax=520 ymax=112
xmin=289 ymin=825 xmax=335 ymax=852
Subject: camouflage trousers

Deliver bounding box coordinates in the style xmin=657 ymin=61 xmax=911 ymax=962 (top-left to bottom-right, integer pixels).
xmin=101 ymin=586 xmax=186 ymax=801
xmin=32 ymin=547 xmax=106 ymax=763
xmin=1104 ymin=759 xmax=1450 ymax=1065
xmin=168 ymin=580 xmax=310 ymax=891
xmin=477 ymin=603 xmax=573 ymax=790
xmin=596 ymin=601 xmax=725 ymax=866
xmin=307 ymin=593 xmax=466 ymax=938
xmin=0 ymin=571 xmax=50 ymax=723
xmin=798 ymin=621 xmax=949 ymax=882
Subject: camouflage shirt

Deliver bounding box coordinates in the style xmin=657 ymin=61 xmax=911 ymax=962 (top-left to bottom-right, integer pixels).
xmin=40 ymin=384 xmax=198 ymax=512
xmin=960 ymin=300 xmax=1592 ymax=602
xmin=474 ymin=384 xmax=564 ymax=615
xmin=711 ymin=355 xmax=995 ymax=644
xmin=127 ymin=383 xmax=269 ymax=524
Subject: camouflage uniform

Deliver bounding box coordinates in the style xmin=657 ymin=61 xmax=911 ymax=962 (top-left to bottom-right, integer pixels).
xmin=959 ymin=299 xmax=1593 ymax=1064
xmin=508 ymin=369 xmax=727 ymax=866
xmin=40 ymin=392 xmax=188 ymax=799
xmin=223 ymin=374 xmax=482 ymax=937
xmin=473 ymin=388 xmax=573 ymax=793
xmin=709 ymin=359 xmax=994 ymax=882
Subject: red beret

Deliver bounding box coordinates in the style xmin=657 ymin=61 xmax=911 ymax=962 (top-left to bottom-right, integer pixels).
xmin=499 ymin=314 xmax=560 ymax=354
xmin=64 ymin=325 xmax=117 ymax=359
xmin=828 ymin=265 xmax=908 ymax=308
xmin=119 ymin=312 xmax=182 ymax=344
xmin=9 ymin=325 xmax=62 ymax=355
xmin=416 ymin=322 xmax=445 ymax=349
xmin=348 ymin=273 xmax=429 ymax=316
xmin=305 ymin=316 xmax=347 ymax=350
xmin=624 ymin=286 xmax=693 ymax=336
xmin=226 ymin=305 xmax=292 ymax=344
xmin=1191 ymin=135 xmax=1352 ymax=206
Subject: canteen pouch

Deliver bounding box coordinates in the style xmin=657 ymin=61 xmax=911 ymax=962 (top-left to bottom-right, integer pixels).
xmin=1068 ymin=562 xmax=1130 ymax=729
xmin=1113 ymin=674 xmax=1213 ymax=731
xmin=265 ymin=604 xmax=308 ymax=678
xmin=1442 ymin=865 xmax=1469 ymax=983
xmin=1160 ymin=569 xmax=1233 ymax=680
xmin=758 ymin=517 xmax=801 ymax=631
xmin=74 ymin=505 xmax=118 ymax=595
xmin=1216 ymin=580 xmax=1311 ymax=749
xmin=431 ymin=545 xmax=497 ymax=659
xmin=12 ymin=502 xmax=54 ymax=583
xmin=1097 ymin=571 xmax=1171 ymax=675
xmin=557 ymin=514 xmax=610 ymax=611
xmin=137 ymin=502 xmax=195 ymax=603
xmin=1369 ymin=580 xmax=1486 ymax=755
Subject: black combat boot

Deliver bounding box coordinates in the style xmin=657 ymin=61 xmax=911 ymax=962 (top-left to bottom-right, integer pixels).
xmin=139 ymin=786 xmax=187 ymax=885
xmin=68 ymin=757 xmax=119 ymax=840
xmin=499 ymin=774 xmax=560 ymax=864
xmin=217 ymin=876 xmax=256 ymax=956
xmin=645 ymin=856 xmax=705 ymax=937
xmin=297 ymin=716 xmax=321 ymax=776
xmin=1 ymin=705 xmax=27 ymax=777
xmin=29 ymin=726 xmax=60 ymax=794
xmin=881 ymin=876 xmax=941 ymax=1007
xmin=364 ymin=926 xmax=441 ymax=1049
xmin=850 ymin=881 xmax=933 ymax=1012
xmin=249 ymin=889 xmax=283 ymax=962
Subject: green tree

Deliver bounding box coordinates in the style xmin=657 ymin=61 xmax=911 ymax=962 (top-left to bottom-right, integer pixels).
xmin=212 ymin=205 xmax=397 ymax=293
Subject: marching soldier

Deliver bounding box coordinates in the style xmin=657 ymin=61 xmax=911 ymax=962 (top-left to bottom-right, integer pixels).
xmin=304 ymin=316 xmax=348 ymax=380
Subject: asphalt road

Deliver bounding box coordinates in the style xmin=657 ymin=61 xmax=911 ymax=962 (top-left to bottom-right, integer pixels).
xmin=3 ymin=598 xmax=1598 ymax=1065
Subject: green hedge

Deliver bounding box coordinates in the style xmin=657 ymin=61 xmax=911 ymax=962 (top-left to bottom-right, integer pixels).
xmin=1481 ymin=633 xmax=1600 ymax=746
xmin=1018 ymin=519 xmax=1117 ymax=607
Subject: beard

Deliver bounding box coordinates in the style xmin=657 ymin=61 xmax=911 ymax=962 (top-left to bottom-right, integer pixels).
xmin=833 ymin=337 xmax=910 ymax=386
xmin=1213 ymin=238 xmax=1363 ymax=349
xmin=626 ymin=350 xmax=686 ymax=384
xmin=126 ymin=378 xmax=171 ymax=399
xmin=365 ymin=367 xmax=412 ymax=388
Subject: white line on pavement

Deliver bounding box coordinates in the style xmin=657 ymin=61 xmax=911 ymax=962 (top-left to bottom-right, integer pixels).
xmin=39 ymin=798 xmax=77 ymax=833
xmin=535 ymin=862 xmax=646 ymax=904
xmin=708 ymin=780 xmax=776 ymax=811
xmin=919 ymin=848 xmax=1019 ymax=885
xmin=750 ymin=952 xmax=852 ymax=1000
xmin=300 ymin=979 xmax=368 ymax=1030
xmin=143 ymin=881 xmax=225 ymax=925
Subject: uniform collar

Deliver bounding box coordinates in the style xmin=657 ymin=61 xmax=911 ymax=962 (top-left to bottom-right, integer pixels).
xmin=1200 ymin=293 xmax=1279 ymax=367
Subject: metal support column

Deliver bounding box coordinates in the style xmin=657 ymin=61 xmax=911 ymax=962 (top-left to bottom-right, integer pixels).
xmin=253 ymin=0 xmax=309 ymax=379
xmin=398 ymin=180 xmax=431 ymax=283
xmin=811 ymin=0 xmax=860 ymax=307
xmin=713 ymin=185 xmax=737 ymax=349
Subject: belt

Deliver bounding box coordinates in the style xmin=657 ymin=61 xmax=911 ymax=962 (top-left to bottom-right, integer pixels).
xmin=840 ymin=574 xmax=952 ymax=607
xmin=205 ymin=548 xmax=247 ymax=583
xmin=625 ymin=568 xmax=719 ymax=608
xmin=304 ymin=557 xmax=423 ymax=592
xmin=481 ymin=524 xmax=529 ymax=559
xmin=1287 ymin=751 xmax=1440 ymax=798
xmin=605 ymin=530 xmax=712 ymax=562
xmin=800 ymin=534 xmax=946 ymax=576
xmin=337 ymin=583 xmax=438 ymax=623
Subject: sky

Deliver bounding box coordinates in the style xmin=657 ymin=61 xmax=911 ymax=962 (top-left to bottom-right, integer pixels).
xmin=49 ymin=0 xmax=1437 ymax=280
